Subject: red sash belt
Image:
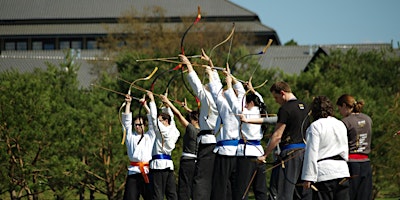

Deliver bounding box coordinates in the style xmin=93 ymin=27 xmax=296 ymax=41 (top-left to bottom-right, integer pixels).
xmin=130 ymin=161 xmax=150 ymax=183
xmin=349 ymin=153 xmax=368 ymax=160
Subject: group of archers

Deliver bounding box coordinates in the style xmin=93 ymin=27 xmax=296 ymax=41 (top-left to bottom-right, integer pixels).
xmin=120 ymin=49 xmax=389 ymax=200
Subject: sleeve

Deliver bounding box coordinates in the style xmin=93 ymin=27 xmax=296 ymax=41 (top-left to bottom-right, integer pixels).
xmin=146 ymin=113 xmax=156 ymax=140
xmin=149 ymin=101 xmax=159 ymax=134
xmin=262 ymin=116 xmax=278 ymax=124
xmin=187 ymin=71 xmax=204 ymax=96
xmin=163 ymin=126 xmax=180 ymax=154
xmin=301 ymin=123 xmax=320 ymax=182
xmin=122 ymin=112 xmax=133 ymax=135
xmin=224 ymin=88 xmax=242 ymax=115
xmin=212 ymin=70 xmax=221 ymax=84
xmin=208 ymin=80 xmax=223 ymax=103
xmin=233 ymin=82 xmax=245 ymax=105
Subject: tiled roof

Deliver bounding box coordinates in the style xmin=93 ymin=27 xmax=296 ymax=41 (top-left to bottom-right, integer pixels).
xmin=251 ymin=43 xmax=396 ymax=75
xmin=0 ymin=0 xmax=280 ymax=44
xmin=256 ymin=45 xmax=317 ymax=75
xmin=0 ymin=50 xmax=109 ymax=88
xmin=0 ymin=0 xmax=256 ymax=20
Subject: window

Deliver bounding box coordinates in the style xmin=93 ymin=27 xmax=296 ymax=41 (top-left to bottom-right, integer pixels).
xmin=16 ymin=42 xmax=27 ymax=50
xmin=32 ymin=41 xmax=43 ymax=50
xmin=60 ymin=41 xmax=70 ymax=49
xmin=5 ymin=42 xmax=15 ymax=50
xmin=44 ymin=43 xmax=55 ymax=50
xmin=87 ymin=40 xmax=97 ymax=49
xmin=71 ymin=41 xmax=82 ymax=49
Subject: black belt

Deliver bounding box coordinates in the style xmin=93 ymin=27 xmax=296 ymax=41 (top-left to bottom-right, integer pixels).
xmin=317 ymin=155 xmax=344 ymax=162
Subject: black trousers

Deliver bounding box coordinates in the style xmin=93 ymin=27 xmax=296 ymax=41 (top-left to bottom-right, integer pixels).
xmin=192 ymin=143 xmax=216 ymax=200
xmin=151 ymin=169 xmax=177 ymax=200
xmin=178 ymin=158 xmax=196 ymax=200
xmin=312 ymin=178 xmax=350 ymax=200
xmin=276 ymin=149 xmax=312 ymax=200
xmin=348 ymin=161 xmax=372 ymax=200
xmin=211 ymin=154 xmax=237 ymax=200
xmin=123 ymin=173 xmax=152 ymax=200
xmin=268 ymin=165 xmax=279 ymax=200
xmin=235 ymin=156 xmax=267 ymax=200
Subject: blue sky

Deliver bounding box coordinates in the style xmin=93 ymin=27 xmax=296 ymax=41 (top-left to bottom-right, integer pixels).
xmin=230 ymin=0 xmax=400 ymax=47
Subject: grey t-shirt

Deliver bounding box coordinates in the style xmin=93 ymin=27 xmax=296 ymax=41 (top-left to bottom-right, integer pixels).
xmin=341 ymin=113 xmax=372 ymax=155
xmin=182 ymin=123 xmax=200 ymax=156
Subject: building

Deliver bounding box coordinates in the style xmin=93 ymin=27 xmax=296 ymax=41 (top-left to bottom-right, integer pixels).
xmin=0 ymin=0 xmax=395 ymax=88
xmin=0 ymin=0 xmax=280 ymax=51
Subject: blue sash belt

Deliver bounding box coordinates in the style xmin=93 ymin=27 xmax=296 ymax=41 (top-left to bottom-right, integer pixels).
xmin=152 ymin=154 xmax=172 ymax=160
xmin=281 ymin=143 xmax=305 ymax=151
xmin=239 ymin=139 xmax=261 ymax=145
xmin=216 ymin=139 xmax=239 ymax=146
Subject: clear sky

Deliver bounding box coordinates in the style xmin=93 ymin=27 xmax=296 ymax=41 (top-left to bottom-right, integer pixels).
xmin=230 ymin=0 xmax=400 ymax=47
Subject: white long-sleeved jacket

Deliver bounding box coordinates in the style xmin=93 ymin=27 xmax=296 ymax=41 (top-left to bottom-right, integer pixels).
xmin=149 ymin=101 xmax=180 ymax=170
xmin=187 ymin=70 xmax=218 ymax=144
xmin=122 ymin=113 xmax=155 ymax=175
xmin=225 ymin=89 xmax=265 ymax=156
xmin=208 ymin=80 xmax=244 ymax=155
xmin=302 ymin=116 xmax=350 ymax=182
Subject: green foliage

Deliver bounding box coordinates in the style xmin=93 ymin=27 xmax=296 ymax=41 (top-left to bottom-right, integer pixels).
xmin=290 ymin=48 xmax=400 ymax=198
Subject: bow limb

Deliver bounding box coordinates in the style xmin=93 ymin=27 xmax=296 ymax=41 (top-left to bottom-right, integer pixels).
xmin=128 ymin=67 xmax=158 ymax=95
xmin=179 ymin=6 xmax=202 ymax=109
xmin=231 ymin=38 xmax=273 ymax=71
xmin=91 ymin=83 xmax=141 ymax=100
xmin=180 ymin=6 xmax=201 ymax=55
xmin=119 ymin=102 xmax=127 ymax=145
xmin=253 ymin=79 xmax=269 ymax=90
xmin=165 ymin=69 xmax=188 ymax=96
xmin=149 ymin=67 xmax=175 ymax=92
xmin=130 ymin=83 xmax=183 ymax=105
xmin=136 ymin=55 xmax=201 ymax=62
xmin=209 ymin=23 xmax=235 ymax=59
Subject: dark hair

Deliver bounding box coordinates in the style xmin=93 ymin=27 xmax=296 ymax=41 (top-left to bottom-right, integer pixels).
xmin=186 ymin=110 xmax=199 ymax=122
xmin=336 ymin=94 xmax=364 ymax=113
xmin=133 ymin=115 xmax=148 ymax=126
xmin=158 ymin=112 xmax=171 ymax=124
xmin=246 ymin=93 xmax=267 ymax=115
xmin=246 ymin=92 xmax=268 ymax=132
xmin=311 ymin=96 xmax=334 ymax=120
xmin=270 ymin=81 xmax=292 ymax=94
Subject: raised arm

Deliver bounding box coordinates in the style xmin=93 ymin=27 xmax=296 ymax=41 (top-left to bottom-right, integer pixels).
xmin=159 ymin=94 xmax=190 ymax=127
xmin=224 ymin=70 xmax=242 ymax=115
xmin=147 ymin=91 xmax=158 ymax=133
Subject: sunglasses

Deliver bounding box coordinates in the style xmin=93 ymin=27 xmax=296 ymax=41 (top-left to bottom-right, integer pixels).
xmin=134 ymin=124 xmax=143 ymax=126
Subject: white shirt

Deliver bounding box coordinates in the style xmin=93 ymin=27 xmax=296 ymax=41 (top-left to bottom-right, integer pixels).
xmin=187 ymin=71 xmax=218 ymax=144
xmin=225 ymin=89 xmax=264 ymax=156
xmin=209 ymin=80 xmax=243 ymax=156
xmin=302 ymin=116 xmax=350 ymax=182
xmin=149 ymin=101 xmax=180 ymax=170
xmin=122 ymin=113 xmax=155 ymax=175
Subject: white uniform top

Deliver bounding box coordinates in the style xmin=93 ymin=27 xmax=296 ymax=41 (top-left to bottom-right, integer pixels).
xmin=187 ymin=71 xmax=218 ymax=144
xmin=208 ymin=80 xmax=244 ymax=156
xmin=302 ymin=116 xmax=350 ymax=182
xmin=149 ymin=101 xmax=180 ymax=170
xmin=122 ymin=113 xmax=155 ymax=175
xmin=225 ymin=90 xmax=264 ymax=156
